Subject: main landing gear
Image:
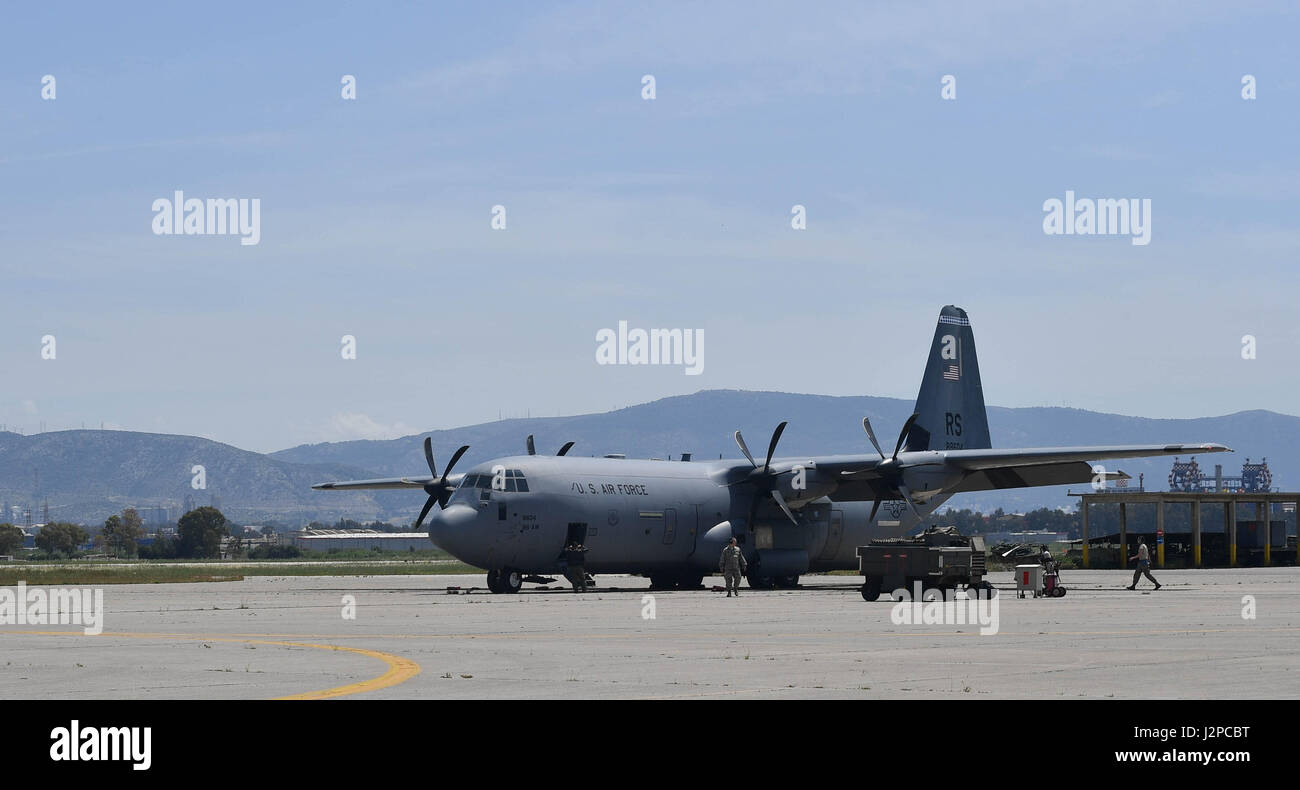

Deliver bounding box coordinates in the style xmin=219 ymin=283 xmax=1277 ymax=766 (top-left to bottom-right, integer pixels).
xmin=487 ymin=568 xmax=523 ymax=594
xmin=746 ymin=572 xmax=800 ymax=590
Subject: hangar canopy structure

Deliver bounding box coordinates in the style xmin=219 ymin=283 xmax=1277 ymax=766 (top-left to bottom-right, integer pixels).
xmin=1072 ymin=490 xmax=1299 ymax=568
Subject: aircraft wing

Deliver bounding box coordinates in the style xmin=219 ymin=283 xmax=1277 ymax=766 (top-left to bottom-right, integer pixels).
xmin=936 ymin=443 xmax=1232 ymax=471
xmin=312 ymin=476 xmax=436 ymax=491
xmin=817 ymin=442 xmax=1230 ymax=500
xmin=948 ymin=461 xmax=1130 ymax=493
xmin=830 ymin=442 xmax=1230 ymax=481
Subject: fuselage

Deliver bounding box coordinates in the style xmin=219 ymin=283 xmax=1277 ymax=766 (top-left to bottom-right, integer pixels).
xmin=428 ymin=454 xmax=940 ymax=578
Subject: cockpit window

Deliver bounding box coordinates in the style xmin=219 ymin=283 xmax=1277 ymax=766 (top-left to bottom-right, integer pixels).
xmin=456 ymin=469 xmax=529 ymax=493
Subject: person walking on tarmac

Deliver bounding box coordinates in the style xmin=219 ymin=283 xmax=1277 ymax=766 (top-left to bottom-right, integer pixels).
xmin=1126 ymin=537 xmax=1161 ymax=590
xmin=564 ymin=542 xmax=589 ymax=592
xmin=719 ymin=537 xmax=747 ymax=597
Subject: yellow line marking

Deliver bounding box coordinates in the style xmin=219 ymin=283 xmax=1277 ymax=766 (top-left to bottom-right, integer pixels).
xmin=4 ymin=631 xmax=419 ymax=700
xmin=271 ymin=642 xmax=420 ymax=700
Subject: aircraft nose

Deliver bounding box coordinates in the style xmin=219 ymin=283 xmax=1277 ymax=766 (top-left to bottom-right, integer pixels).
xmin=428 ymin=503 xmax=477 ymax=555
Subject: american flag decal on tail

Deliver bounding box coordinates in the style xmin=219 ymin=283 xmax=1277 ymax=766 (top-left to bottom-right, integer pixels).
xmin=943 ymin=364 xmax=960 ymax=381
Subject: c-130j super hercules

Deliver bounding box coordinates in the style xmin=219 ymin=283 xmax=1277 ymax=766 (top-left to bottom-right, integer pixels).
xmin=314 ymin=306 xmax=1229 ymax=594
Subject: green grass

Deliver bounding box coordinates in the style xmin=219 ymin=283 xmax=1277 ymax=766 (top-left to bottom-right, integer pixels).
xmin=0 ymin=567 xmax=247 ymax=585
xmin=0 ymin=560 xmax=483 ymax=586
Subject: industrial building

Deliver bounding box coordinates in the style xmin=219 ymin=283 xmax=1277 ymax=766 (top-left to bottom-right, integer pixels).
xmin=291 ymin=529 xmax=432 ymax=552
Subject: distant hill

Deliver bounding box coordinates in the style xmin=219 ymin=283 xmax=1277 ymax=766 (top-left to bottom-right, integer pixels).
xmin=272 ymin=390 xmax=1299 ymax=515
xmin=0 ymin=430 xmax=406 ymax=526
xmin=2 ymin=391 xmax=1295 ymax=527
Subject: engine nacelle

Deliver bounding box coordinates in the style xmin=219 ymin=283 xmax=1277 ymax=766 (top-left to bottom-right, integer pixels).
xmin=774 ymin=463 xmax=837 ymax=506
xmin=901 ymin=459 xmax=965 ymax=500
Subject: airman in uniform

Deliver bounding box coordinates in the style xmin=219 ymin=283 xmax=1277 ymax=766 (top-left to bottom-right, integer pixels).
xmin=1126 ymin=538 xmax=1160 ymax=590
xmin=564 ymin=542 xmax=589 ymax=592
xmin=719 ymin=537 xmax=747 ymax=597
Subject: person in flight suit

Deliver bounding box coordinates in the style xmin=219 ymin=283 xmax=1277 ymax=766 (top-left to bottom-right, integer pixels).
xmin=564 ymin=542 xmax=589 ymax=592
xmin=719 ymin=537 xmax=747 ymax=597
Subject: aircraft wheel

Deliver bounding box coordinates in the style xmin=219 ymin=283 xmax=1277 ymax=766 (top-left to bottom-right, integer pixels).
xmin=677 ymin=574 xmax=704 ymax=590
xmin=498 ymin=568 xmax=523 ymax=594
xmin=486 ymin=569 xmax=503 ymax=594
xmin=746 ymin=573 xmax=775 ymax=590
xmin=775 ymin=575 xmax=800 ymax=589
xmin=861 ymin=578 xmax=881 ymax=602
xmin=649 ymin=574 xmax=675 ymax=590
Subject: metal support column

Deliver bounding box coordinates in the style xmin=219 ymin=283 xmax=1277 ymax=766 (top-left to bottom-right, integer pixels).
xmin=1191 ymin=501 xmax=1201 ymax=568
xmin=1228 ymin=499 xmax=1237 ymax=568
xmin=1156 ymin=498 xmax=1165 ymax=568
xmin=1260 ymin=501 xmax=1270 ymax=566
xmin=1119 ymin=502 xmax=1127 ymax=570
xmin=1081 ymin=499 xmax=1090 ymax=569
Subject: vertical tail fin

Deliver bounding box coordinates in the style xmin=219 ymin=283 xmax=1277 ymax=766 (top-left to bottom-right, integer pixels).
xmin=905 ymin=305 xmax=991 ymax=452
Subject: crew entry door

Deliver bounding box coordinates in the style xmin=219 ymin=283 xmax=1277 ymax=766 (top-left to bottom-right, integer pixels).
xmin=819 ymin=509 xmax=844 ymax=561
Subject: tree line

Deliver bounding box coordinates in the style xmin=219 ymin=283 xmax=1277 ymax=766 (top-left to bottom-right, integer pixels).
xmin=0 ymin=506 xmax=237 ymax=560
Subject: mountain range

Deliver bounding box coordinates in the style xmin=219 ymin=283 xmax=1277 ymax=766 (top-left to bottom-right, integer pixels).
xmin=2 ymin=390 xmax=1293 ymax=527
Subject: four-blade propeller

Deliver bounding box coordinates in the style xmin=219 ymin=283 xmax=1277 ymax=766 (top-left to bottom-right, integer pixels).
xmin=526 ymin=434 xmax=575 ymax=456
xmin=732 ymin=421 xmax=800 ymax=528
xmin=415 ymin=437 xmax=469 ymax=528
xmin=860 ymin=413 xmax=924 ymax=523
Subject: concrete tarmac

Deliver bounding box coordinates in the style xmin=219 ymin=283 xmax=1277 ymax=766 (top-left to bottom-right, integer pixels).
xmin=2 ymin=569 xmax=1297 ymax=699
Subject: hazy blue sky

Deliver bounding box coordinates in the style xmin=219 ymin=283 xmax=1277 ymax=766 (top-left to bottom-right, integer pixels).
xmin=2 ymin=1 xmax=1296 ymax=452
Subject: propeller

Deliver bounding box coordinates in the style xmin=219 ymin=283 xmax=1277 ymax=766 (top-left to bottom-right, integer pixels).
xmin=861 ymin=414 xmax=924 ymax=523
xmin=732 ymin=421 xmax=800 ymax=528
xmin=415 ymin=436 xmax=469 ymax=528
xmin=526 ymin=434 xmax=575 ymax=456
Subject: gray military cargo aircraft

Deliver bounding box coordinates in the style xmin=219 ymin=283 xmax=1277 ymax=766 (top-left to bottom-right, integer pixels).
xmin=314 ymin=306 xmax=1230 ymax=593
